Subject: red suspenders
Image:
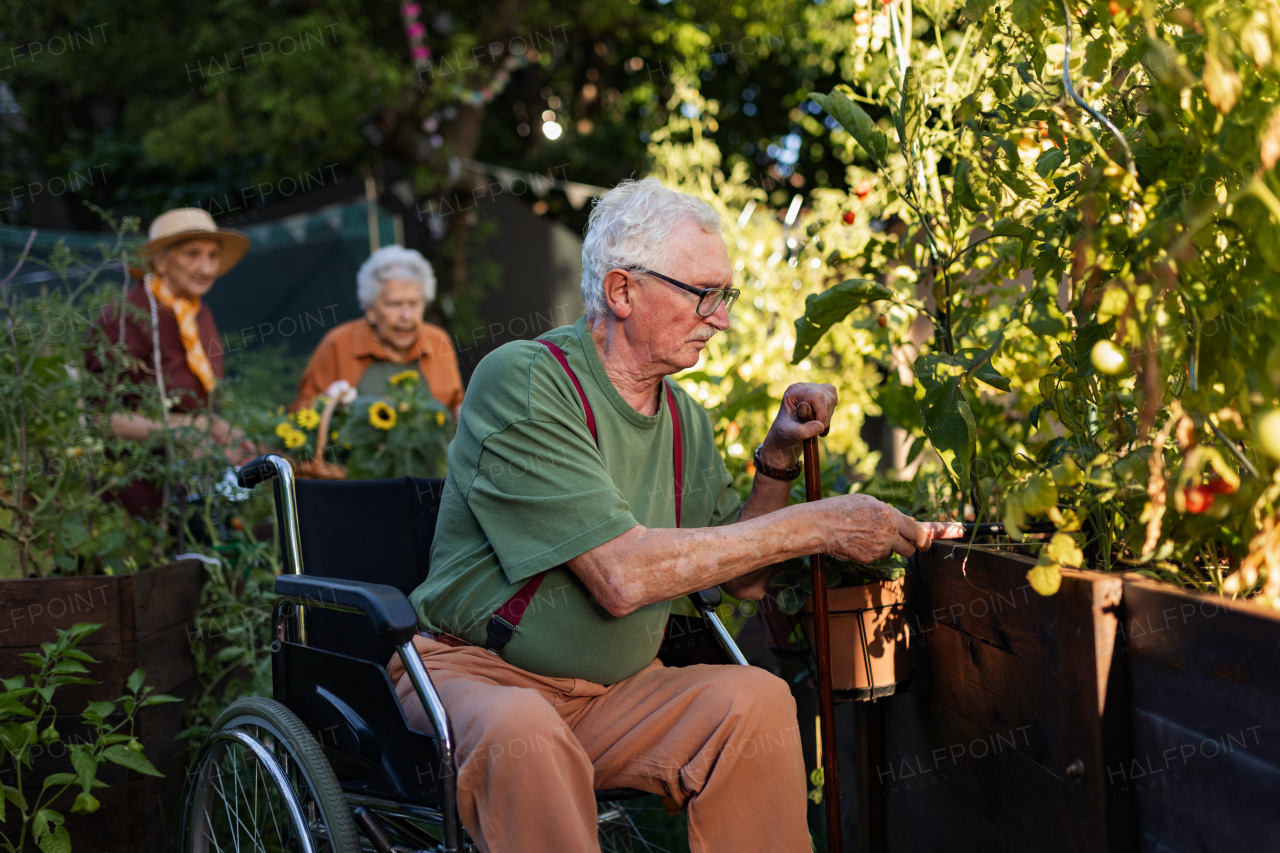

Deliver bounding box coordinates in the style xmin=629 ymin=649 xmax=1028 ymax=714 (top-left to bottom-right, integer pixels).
xmin=484 ymin=339 xmax=683 ymax=655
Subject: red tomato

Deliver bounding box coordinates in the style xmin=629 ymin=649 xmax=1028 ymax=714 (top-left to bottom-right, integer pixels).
xmin=843 ymin=211 xmax=856 ymax=224
xmin=1184 ymin=487 xmax=1214 ymax=514
xmin=855 ymin=179 xmax=873 ymax=199
xmin=1203 ymin=476 xmax=1236 ymax=495
xmin=853 ymin=10 xmax=870 ymax=23
xmin=877 ymin=315 xmax=888 ymax=328
xmin=1108 ymin=0 xmax=1121 ymax=14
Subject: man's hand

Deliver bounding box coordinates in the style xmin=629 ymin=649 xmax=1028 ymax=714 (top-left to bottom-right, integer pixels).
xmin=756 ymin=382 xmax=837 ymax=470
xmin=819 ymin=494 xmax=936 ymax=561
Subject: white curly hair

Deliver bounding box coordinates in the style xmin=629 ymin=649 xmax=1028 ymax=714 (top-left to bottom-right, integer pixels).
xmin=356 ymin=245 xmax=437 ymax=309
xmin=580 ymin=177 xmax=722 ymax=321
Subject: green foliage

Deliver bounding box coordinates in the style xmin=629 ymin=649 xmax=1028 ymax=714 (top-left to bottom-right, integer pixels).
xmin=0 ymin=214 xmax=231 ymax=578
xmin=795 ymin=0 xmax=1280 ymax=601
xmin=180 ymin=532 xmax=279 ymax=744
xmin=339 ymin=374 xmax=455 ymax=480
xmin=0 ymin=624 xmax=176 ymax=853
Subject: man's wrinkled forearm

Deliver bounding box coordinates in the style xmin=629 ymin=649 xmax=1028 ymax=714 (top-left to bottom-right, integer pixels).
xmin=568 ymin=503 xmax=827 ymax=617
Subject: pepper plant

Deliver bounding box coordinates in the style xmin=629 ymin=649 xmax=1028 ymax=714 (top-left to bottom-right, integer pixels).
xmin=792 ymin=0 xmax=1280 ymax=599
xmin=0 ymin=623 xmax=177 ymax=853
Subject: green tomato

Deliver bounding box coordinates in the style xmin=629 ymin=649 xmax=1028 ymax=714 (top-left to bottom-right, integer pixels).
xmin=1258 ymin=410 xmax=1280 ymax=461
xmin=1091 ymin=340 xmax=1128 ymax=376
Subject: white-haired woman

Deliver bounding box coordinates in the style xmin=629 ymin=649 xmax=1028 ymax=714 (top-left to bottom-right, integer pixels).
xmin=293 ymin=245 xmax=463 ymax=414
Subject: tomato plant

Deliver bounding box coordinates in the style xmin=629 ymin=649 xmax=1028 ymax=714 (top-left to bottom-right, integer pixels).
xmin=792 ymin=0 xmax=1280 ymax=601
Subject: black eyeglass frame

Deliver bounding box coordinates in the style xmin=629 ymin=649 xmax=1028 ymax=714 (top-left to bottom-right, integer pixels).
xmin=626 ymin=266 xmax=740 ymax=317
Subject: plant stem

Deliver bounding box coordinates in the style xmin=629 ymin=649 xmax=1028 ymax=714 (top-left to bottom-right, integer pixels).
xmin=0 ymin=230 xmax=37 ymax=577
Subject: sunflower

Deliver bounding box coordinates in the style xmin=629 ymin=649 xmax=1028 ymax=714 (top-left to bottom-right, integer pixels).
xmin=275 ymin=422 xmax=294 ymax=438
xmin=295 ymin=408 xmax=321 ymax=430
xmin=435 ymin=411 xmax=446 ymax=426
xmin=389 ymin=370 xmax=420 ymax=387
xmin=283 ymin=427 xmax=307 ymax=449
xmin=369 ymin=401 xmax=397 ymax=430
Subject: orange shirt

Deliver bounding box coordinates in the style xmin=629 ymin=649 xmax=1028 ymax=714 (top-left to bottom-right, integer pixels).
xmin=293 ymin=319 xmax=464 ymax=411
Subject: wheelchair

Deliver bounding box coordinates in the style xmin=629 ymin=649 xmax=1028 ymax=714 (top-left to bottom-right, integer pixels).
xmin=178 ymin=454 xmax=750 ymax=853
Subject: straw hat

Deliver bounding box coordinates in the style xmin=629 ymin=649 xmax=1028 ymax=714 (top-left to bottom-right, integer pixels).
xmin=133 ymin=208 xmax=250 ymax=279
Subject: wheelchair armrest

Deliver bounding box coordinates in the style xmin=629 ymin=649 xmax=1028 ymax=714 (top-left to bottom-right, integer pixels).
xmin=275 ymin=575 xmax=419 ymax=646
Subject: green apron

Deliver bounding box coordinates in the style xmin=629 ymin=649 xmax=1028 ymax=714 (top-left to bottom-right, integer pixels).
xmin=356 ymin=359 xmax=426 ymax=397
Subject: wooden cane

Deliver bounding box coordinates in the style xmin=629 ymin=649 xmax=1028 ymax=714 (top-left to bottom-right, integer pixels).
xmin=796 ymin=401 xmax=842 ymax=853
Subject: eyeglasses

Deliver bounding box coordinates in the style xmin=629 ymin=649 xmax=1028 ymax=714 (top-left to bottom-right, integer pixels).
xmin=628 ymin=266 xmax=740 ymax=318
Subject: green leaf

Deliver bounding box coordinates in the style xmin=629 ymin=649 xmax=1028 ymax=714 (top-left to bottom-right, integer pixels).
xmin=1083 ymin=36 xmax=1113 ymax=82
xmin=813 ymin=91 xmax=886 ymax=167
xmin=902 ymin=66 xmax=924 ymax=153
xmin=102 ymin=745 xmax=162 ymax=777
xmin=990 ymin=217 xmax=1025 ymax=238
xmin=1022 ymin=474 xmax=1059 ymax=515
xmin=40 ymin=773 xmax=77 ymax=790
xmin=962 ymin=0 xmax=995 ymax=21
xmin=914 ymin=355 xmax=978 ymax=492
xmin=59 ymin=520 xmax=89 ymax=551
xmin=50 ymin=661 xmax=88 ymax=676
xmin=1027 ymin=560 xmax=1062 ymax=596
xmin=792 ymin=279 xmax=894 ymax=362
xmin=96 ymin=529 xmax=127 ymax=556
xmin=0 ymin=721 xmax=34 ymax=755
xmin=2 ymin=676 xmax=24 ymax=691
xmin=953 ymin=160 xmax=981 ymax=211
xmin=70 ymin=747 xmax=98 ymax=796
xmin=64 ymin=623 xmax=101 ymax=641
xmin=1034 ymin=147 xmax=1066 ymax=178
xmin=960 ymin=347 xmax=1012 ymax=392
xmin=1025 ymin=291 xmax=1069 ymax=337
xmin=52 ymin=555 xmax=76 ymax=573
xmin=35 ymin=821 xmax=71 ymax=853
xmin=80 ymin=701 xmax=115 ymax=726
xmin=1045 ymin=533 xmax=1083 ymax=568
xmin=141 ymin=693 xmax=182 ymax=707
xmin=126 ymin=669 xmax=146 ymax=694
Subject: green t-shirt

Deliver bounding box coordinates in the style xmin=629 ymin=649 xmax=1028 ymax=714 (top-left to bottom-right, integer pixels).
xmin=411 ymin=316 xmax=742 ymax=685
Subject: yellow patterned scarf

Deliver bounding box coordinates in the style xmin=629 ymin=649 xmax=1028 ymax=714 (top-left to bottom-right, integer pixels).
xmin=146 ymin=274 xmax=217 ymax=393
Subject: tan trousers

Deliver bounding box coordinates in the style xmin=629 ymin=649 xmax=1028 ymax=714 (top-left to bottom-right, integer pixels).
xmin=388 ymin=636 xmax=809 ymax=853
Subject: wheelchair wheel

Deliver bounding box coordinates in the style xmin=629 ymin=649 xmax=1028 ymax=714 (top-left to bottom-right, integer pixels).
xmin=180 ymin=696 xmax=360 ymax=853
xmin=597 ymin=794 xmax=692 ymax=853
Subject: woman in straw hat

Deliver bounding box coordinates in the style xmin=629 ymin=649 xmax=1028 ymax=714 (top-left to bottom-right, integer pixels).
xmin=87 ymin=207 xmax=254 ymax=519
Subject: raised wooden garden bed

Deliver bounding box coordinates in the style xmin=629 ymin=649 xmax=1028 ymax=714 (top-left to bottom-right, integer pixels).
xmin=849 ymin=541 xmax=1280 ymax=853
xmin=0 ymin=560 xmax=203 ymax=853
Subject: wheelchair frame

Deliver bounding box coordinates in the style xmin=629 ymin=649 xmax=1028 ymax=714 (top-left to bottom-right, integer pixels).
xmin=234 ymin=453 xmax=749 ymax=853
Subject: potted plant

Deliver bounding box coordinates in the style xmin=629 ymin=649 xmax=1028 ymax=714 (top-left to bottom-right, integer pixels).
xmin=255 ymin=369 xmax=454 ymax=480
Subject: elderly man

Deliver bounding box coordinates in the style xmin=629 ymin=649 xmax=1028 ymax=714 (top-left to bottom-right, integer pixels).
xmin=88 ymin=207 xmax=253 ymax=517
xmin=387 ymin=178 xmax=945 ymax=852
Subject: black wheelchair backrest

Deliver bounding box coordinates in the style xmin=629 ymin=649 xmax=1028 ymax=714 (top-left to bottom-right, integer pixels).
xmin=291 ymin=477 xmax=444 ymax=664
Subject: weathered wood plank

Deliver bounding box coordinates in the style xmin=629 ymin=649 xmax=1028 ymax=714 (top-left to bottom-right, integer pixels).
xmin=131 ymin=560 xmax=203 ymax=639
xmin=924 ymin=619 xmax=1064 ymax=774
xmin=916 ymin=542 xmax=1061 ymax=671
xmin=1123 ymin=578 xmax=1280 ymax=769
xmin=1127 ymin=709 xmax=1280 ymax=853
xmin=0 ymin=575 xmax=121 ymax=647
xmin=881 ymin=690 xmax=1065 ymax=853
xmin=1056 ymin=570 xmax=1135 ymax=853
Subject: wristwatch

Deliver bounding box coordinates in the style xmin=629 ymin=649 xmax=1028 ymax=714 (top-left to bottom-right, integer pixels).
xmin=753 ymin=444 xmax=803 ymax=481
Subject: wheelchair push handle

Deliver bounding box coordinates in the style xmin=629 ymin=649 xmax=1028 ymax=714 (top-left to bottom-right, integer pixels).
xmin=236 ymin=454 xmax=285 ymax=489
